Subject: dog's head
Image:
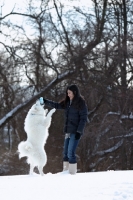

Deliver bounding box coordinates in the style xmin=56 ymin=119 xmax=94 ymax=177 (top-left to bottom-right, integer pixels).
xmin=29 ymin=100 xmax=47 ymax=116
xmin=36 ymin=99 xmax=44 ymax=107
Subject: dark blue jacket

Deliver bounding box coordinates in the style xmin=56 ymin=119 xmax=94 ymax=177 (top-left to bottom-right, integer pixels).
xmin=44 ymin=99 xmax=88 ymax=134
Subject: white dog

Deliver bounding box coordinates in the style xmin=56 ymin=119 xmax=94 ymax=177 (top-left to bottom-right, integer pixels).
xmin=18 ymin=100 xmax=56 ymax=176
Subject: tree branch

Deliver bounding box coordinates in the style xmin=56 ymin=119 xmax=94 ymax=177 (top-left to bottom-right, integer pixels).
xmin=0 ymin=70 xmax=74 ymax=127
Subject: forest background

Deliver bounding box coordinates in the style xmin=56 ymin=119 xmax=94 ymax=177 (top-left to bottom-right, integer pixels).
xmin=0 ymin=0 xmax=133 ymax=175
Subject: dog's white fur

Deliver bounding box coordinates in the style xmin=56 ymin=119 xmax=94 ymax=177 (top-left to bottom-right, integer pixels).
xmin=18 ymin=100 xmax=56 ymax=176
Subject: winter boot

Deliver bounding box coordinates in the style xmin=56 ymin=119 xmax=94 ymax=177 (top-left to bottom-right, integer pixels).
xmin=63 ymin=161 xmax=69 ymax=171
xmin=69 ymin=163 xmax=77 ymax=175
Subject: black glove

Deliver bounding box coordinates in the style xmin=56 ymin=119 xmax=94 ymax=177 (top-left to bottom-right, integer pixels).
xmin=75 ymin=132 xmax=81 ymax=140
xmin=39 ymin=97 xmax=45 ymax=105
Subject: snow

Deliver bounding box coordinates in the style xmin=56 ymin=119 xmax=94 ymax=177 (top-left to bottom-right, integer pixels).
xmin=0 ymin=170 xmax=133 ymax=200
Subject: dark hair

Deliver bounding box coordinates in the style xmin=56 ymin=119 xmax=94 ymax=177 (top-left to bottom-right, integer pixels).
xmin=60 ymin=84 xmax=85 ymax=110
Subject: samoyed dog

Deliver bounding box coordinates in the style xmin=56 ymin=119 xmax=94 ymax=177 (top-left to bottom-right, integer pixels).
xmin=18 ymin=100 xmax=56 ymax=176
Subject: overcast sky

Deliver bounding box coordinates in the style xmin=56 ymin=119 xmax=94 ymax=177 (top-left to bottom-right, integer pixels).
xmin=1 ymin=0 xmax=93 ymax=16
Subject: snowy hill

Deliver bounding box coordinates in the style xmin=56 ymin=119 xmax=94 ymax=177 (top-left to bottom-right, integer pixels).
xmin=0 ymin=170 xmax=133 ymax=200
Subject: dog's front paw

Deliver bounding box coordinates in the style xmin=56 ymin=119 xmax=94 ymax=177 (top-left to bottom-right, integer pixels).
xmin=49 ymin=108 xmax=56 ymax=114
xmin=51 ymin=108 xmax=56 ymax=113
xmin=44 ymin=109 xmax=48 ymax=115
xmin=47 ymin=108 xmax=56 ymax=117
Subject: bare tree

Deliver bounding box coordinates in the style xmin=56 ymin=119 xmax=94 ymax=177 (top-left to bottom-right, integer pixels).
xmin=1 ymin=0 xmax=133 ymax=175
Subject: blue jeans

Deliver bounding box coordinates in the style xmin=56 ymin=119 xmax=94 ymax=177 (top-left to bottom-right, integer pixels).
xmin=63 ymin=133 xmax=80 ymax=164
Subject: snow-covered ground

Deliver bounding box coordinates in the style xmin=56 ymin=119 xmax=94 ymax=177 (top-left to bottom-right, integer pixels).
xmin=0 ymin=170 xmax=133 ymax=200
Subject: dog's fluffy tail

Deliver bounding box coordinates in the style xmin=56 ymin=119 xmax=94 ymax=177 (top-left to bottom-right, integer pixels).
xmin=18 ymin=141 xmax=33 ymax=159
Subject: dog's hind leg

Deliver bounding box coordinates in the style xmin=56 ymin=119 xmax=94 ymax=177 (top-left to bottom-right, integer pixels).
xmin=38 ymin=165 xmax=44 ymax=176
xmin=29 ymin=164 xmax=34 ymax=175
